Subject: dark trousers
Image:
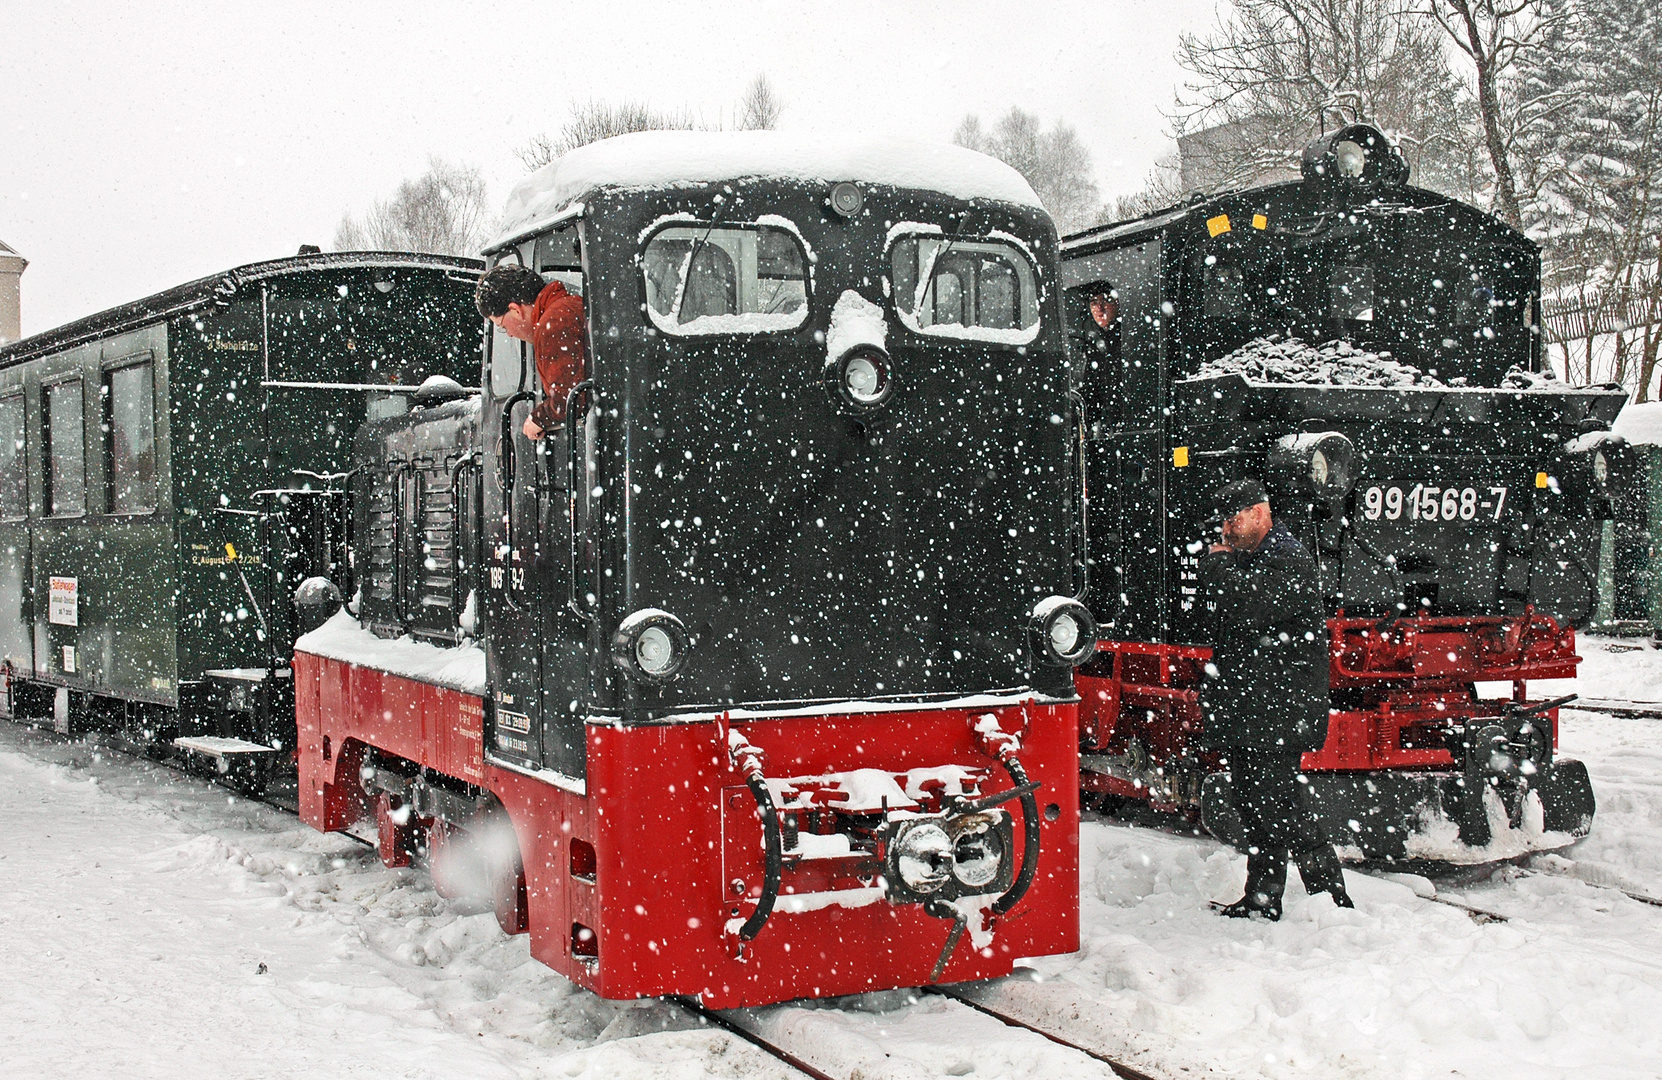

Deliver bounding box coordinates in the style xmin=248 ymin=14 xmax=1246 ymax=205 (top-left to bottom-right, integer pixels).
xmin=1223 ymin=749 xmax=1346 ymax=904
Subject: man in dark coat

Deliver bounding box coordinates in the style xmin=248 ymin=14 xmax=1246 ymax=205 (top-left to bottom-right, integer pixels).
xmin=1199 ymin=478 xmax=1353 ymax=920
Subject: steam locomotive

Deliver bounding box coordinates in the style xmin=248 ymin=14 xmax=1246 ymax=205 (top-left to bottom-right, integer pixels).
xmin=1062 ymin=124 xmax=1621 ymax=861
xmin=293 ymin=132 xmax=1094 ymax=1007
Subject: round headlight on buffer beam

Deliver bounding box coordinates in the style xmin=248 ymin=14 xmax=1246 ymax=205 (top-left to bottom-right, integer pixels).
xmin=611 ymin=608 xmax=691 ymax=683
xmin=892 ymin=821 xmax=953 ymax=894
xmin=824 ymin=345 xmax=896 ymax=413
xmin=1030 ymin=596 xmax=1098 ymax=667
xmin=1269 ymin=431 xmax=1356 ymax=500
xmin=950 ymin=819 xmax=1007 ymax=888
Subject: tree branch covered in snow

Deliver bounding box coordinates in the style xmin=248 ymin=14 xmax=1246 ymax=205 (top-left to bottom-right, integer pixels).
xmin=1172 ymin=0 xmax=1482 ymax=200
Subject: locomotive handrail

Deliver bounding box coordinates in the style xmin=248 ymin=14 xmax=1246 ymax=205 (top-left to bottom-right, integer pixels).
xmin=495 ymin=393 xmax=535 ymax=613
xmin=449 ymin=450 xmax=481 ymax=635
xmin=566 ymin=380 xmax=597 ymax=621
xmin=1069 ymin=389 xmax=1090 ymax=603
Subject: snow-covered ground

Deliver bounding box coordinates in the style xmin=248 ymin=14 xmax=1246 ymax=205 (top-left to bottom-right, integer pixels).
xmin=4 ymin=637 xmax=1662 ymax=1079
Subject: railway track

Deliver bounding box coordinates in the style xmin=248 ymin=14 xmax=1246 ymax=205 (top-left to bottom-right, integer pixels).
xmin=672 ymin=988 xmax=1164 ymax=1080
xmin=1562 ymin=698 xmax=1662 ymax=720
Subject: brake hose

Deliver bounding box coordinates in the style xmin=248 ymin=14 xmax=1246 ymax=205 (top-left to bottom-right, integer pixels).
xmin=727 ymin=729 xmax=782 ymax=941
xmin=991 ymin=755 xmax=1040 ymax=916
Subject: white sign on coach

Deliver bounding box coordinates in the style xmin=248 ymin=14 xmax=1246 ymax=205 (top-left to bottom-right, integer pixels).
xmin=48 ymin=576 xmax=78 ymax=626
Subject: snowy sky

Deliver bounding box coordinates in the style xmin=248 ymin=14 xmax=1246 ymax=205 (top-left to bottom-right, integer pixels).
xmin=2 ymin=0 xmax=1217 ymax=337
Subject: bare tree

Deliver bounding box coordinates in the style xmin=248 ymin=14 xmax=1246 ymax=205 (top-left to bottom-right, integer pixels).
xmin=1174 ymin=0 xmax=1478 ymax=198
xmin=1109 ymin=151 xmax=1187 ymax=222
xmin=1422 ymin=0 xmax=1570 ymax=228
xmin=516 ymin=100 xmax=699 ymax=170
xmin=334 ymin=158 xmax=490 ymax=256
xmin=738 ymin=74 xmax=784 ymax=131
xmin=955 ymin=108 xmax=1104 ymax=234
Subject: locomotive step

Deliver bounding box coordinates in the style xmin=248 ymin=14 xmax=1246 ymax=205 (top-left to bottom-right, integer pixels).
xmin=172 ymin=736 xmax=282 ymax=758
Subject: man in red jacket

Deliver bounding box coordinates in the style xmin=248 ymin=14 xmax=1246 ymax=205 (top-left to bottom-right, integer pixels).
xmin=475 ymin=263 xmax=587 ymax=440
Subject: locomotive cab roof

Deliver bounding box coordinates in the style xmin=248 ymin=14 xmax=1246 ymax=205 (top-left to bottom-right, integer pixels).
xmin=486 ymin=129 xmax=1045 ymax=252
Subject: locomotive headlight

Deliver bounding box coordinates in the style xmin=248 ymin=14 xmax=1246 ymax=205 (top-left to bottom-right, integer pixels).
xmin=1270 ymin=431 xmax=1356 ymax=499
xmin=1310 ymin=448 xmax=1330 ymax=487
xmin=1030 ymin=596 xmax=1098 ymax=667
xmin=824 ymin=345 xmax=896 ymax=412
xmin=892 ymin=822 xmax=953 ymax=894
xmin=611 ymin=608 xmax=690 ymax=683
xmin=1335 ymin=139 xmax=1367 ymax=178
xmin=1593 ymin=449 xmax=1610 ymax=487
xmin=828 ymin=181 xmax=864 ymax=218
xmin=950 ymin=819 xmax=1006 ymax=888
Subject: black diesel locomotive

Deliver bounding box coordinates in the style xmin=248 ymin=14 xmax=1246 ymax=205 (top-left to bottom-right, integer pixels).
xmin=1063 ymin=125 xmax=1622 ymax=861
xmin=294 ymin=132 xmax=1093 ymax=1007
xmin=0 ymin=252 xmax=482 ymax=784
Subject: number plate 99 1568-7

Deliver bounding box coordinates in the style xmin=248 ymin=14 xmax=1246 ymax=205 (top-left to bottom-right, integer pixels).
xmin=1361 ymin=483 xmax=1508 ymax=523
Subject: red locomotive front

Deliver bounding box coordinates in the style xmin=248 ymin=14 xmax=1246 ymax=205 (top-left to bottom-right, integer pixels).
xmin=294 ymin=132 xmax=1093 ymax=1007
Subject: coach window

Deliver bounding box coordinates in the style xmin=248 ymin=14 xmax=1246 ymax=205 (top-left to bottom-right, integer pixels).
xmin=641 ymin=223 xmax=809 ymax=334
xmin=105 ymin=359 xmax=157 ymax=513
xmin=890 ymin=234 xmax=1039 ymax=344
xmin=44 ymin=379 xmax=86 ymax=517
xmin=0 ymin=393 xmax=24 ymax=520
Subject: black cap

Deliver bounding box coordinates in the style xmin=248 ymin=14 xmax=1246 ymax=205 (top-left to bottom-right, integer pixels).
xmin=1209 ymin=478 xmax=1269 ymax=523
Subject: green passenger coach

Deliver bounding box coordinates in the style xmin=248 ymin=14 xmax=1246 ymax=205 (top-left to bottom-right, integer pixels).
xmin=0 ymin=251 xmax=481 ymax=768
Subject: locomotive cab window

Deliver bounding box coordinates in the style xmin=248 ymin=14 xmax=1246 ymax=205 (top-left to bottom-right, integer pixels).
xmin=1202 ymin=263 xmax=1245 ymax=318
xmin=890 ymin=235 xmax=1039 ymax=342
xmin=0 ymin=393 xmax=24 ymax=520
xmin=641 ymin=223 xmax=808 ymax=334
xmin=44 ymin=379 xmax=86 ymax=517
xmin=1331 ymin=264 xmax=1376 ymax=322
xmin=105 ymin=359 xmax=157 ymax=513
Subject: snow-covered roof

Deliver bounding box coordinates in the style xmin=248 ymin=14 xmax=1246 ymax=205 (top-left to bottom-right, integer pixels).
xmin=487 ymin=130 xmax=1042 ymax=251
xmin=1613 ymin=401 xmax=1662 ymax=446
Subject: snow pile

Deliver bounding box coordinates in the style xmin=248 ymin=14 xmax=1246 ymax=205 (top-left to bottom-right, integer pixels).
xmin=1501 ymin=364 xmax=1564 ymax=390
xmin=824 ymin=289 xmax=887 ymax=365
xmin=295 ymin=610 xmax=485 ymax=694
xmin=1196 ymin=335 xmax=1444 ymax=387
xmin=1613 ymin=401 xmax=1662 ymax=447
xmin=491 ymin=130 xmax=1041 ymax=248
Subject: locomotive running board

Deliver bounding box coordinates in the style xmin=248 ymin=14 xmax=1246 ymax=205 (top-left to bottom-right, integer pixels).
xmin=172 ymin=736 xmax=282 ymax=758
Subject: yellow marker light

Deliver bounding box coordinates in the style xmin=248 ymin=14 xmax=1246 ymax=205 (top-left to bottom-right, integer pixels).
xmin=225 ymin=543 xmax=238 ymax=561
xmin=1206 ymin=214 xmax=1231 ymax=237
xmin=1173 ymin=446 xmax=1190 ymax=467
xmin=1536 ymin=472 xmax=1550 ymax=489
xmin=1252 ymin=214 xmax=1268 ymax=230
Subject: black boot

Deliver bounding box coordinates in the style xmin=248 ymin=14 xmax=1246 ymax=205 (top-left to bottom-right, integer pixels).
xmin=1220 ymin=849 xmax=1286 ymax=921
xmin=1218 ymin=893 xmax=1283 ymax=921
xmin=1296 ymin=843 xmax=1354 ymax=908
